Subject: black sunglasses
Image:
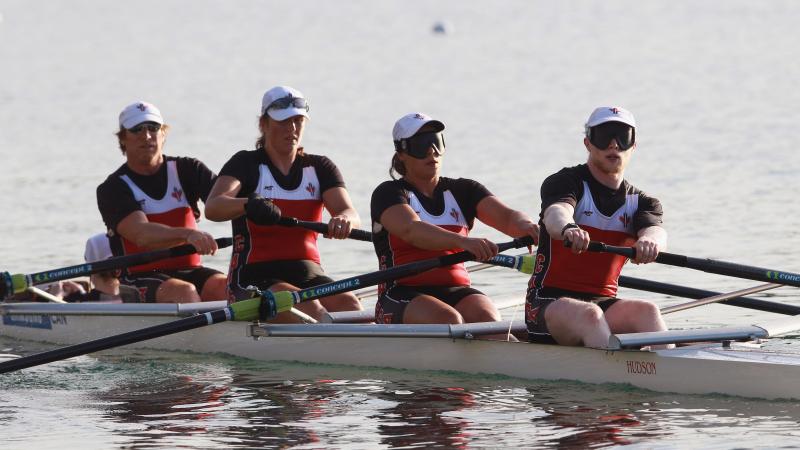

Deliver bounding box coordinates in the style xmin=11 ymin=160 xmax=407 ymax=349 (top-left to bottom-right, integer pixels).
xmin=265 ymin=96 xmax=309 ymax=115
xmin=587 ymin=121 xmax=635 ymax=151
xmin=128 ymin=122 xmax=162 ymax=134
xmin=394 ymin=132 xmax=446 ymax=159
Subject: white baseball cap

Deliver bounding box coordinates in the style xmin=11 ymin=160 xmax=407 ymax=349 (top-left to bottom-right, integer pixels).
xmin=585 ymin=106 xmax=636 ymax=129
xmin=392 ymin=113 xmax=445 ymax=141
xmin=84 ymin=233 xmax=112 ymax=263
xmin=119 ymin=102 xmax=164 ymax=129
xmin=261 ymin=86 xmax=310 ymax=121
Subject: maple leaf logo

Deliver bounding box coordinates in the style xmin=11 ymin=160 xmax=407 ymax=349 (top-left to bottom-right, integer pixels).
xmin=171 ymin=187 xmax=183 ymax=202
xmin=449 ymin=208 xmax=460 ymax=222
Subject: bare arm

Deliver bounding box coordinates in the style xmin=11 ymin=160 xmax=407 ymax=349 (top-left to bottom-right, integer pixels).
xmin=380 ymin=204 xmax=497 ymax=261
xmin=542 ymin=202 xmax=591 ymax=254
xmin=116 ymin=211 xmax=218 ymax=254
xmin=475 ymin=196 xmax=539 ymax=245
xmin=204 ymin=175 xmax=247 ymax=222
xmin=322 ymin=187 xmax=361 ymax=239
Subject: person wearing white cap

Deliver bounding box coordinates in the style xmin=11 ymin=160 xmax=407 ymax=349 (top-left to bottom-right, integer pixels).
xmin=46 ymin=233 xmax=132 ymax=302
xmin=96 ymin=101 xmax=228 ymax=303
xmin=370 ymin=113 xmax=539 ymax=338
xmin=525 ymin=106 xmax=669 ymax=348
xmin=205 ymin=86 xmax=362 ymax=321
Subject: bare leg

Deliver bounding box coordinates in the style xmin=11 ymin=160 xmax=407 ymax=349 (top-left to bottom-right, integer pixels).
xmin=456 ymin=294 xmax=517 ymax=341
xmin=545 ymin=298 xmax=611 ymax=348
xmin=605 ymin=299 xmax=672 ymax=349
xmin=319 ymin=292 xmax=363 ymax=312
xmin=403 ymin=295 xmax=463 ymax=324
xmin=155 ymin=278 xmax=201 ymax=303
xmin=200 ymin=274 xmax=229 ymax=301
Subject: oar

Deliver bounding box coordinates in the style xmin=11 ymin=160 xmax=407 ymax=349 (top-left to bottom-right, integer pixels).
xmin=481 ymin=254 xmax=800 ymax=315
xmin=355 ymin=253 xmax=534 ymax=300
xmin=0 ymin=238 xmax=233 ymax=300
xmin=276 ymin=217 xmax=373 ymax=242
xmin=0 ymin=236 xmax=534 ymax=374
xmin=615 ymin=276 xmax=800 ymax=315
xmin=586 ymin=241 xmax=800 ymax=288
xmin=660 ymin=283 xmax=782 ymax=314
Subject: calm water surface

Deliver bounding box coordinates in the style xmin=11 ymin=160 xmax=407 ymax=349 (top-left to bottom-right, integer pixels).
xmin=2 ymin=0 xmax=800 ymax=448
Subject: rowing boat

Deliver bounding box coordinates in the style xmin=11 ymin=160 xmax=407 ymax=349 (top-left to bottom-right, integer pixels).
xmin=3 ymin=301 xmax=800 ymax=400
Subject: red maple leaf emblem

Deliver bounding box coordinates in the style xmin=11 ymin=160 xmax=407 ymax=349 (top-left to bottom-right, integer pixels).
xmin=619 ymin=213 xmax=631 ymax=227
xmin=449 ymin=208 xmax=460 ymax=222
xmin=171 ymin=187 xmax=183 ymax=202
xmin=305 ymin=182 xmax=316 ymax=197
xmin=526 ymin=303 xmax=540 ymax=324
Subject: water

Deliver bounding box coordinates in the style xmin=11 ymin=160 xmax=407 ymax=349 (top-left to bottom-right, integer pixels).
xmin=3 ymin=342 xmax=800 ymax=450
xmin=1 ymin=0 xmax=800 ymax=447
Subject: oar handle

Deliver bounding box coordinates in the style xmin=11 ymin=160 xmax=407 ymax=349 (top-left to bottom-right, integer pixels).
xmin=587 ymin=240 xmax=800 ymax=289
xmin=277 ymin=217 xmax=373 ymax=242
xmin=238 ymin=235 xmax=537 ymax=321
xmin=1 ymin=237 xmax=233 ymax=299
xmin=481 ymin=246 xmax=800 ymax=317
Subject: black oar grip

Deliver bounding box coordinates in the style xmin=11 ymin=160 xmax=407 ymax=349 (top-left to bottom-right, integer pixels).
xmin=277 ymin=217 xmax=302 ymax=228
xmin=168 ymin=237 xmax=233 ymax=258
xmin=278 ymin=217 xmax=373 ymax=242
xmin=503 ymin=235 xmax=535 ymax=251
xmin=348 ymin=228 xmax=373 ymax=242
xmin=584 ymin=241 xmax=636 ymax=258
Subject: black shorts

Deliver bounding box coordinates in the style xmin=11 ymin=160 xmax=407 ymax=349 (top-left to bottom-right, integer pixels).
xmin=376 ymin=285 xmax=485 ymax=324
xmin=121 ymin=266 xmax=222 ymax=302
xmin=525 ymin=286 xmax=620 ymax=343
xmin=230 ymin=260 xmax=334 ymax=300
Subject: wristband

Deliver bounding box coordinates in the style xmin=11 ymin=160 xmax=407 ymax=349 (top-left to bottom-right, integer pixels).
xmin=561 ymin=223 xmax=580 ymax=238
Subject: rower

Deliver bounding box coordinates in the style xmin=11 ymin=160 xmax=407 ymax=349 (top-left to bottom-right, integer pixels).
xmin=204 ymin=85 xmax=363 ymax=322
xmin=97 ymin=102 xmax=228 ymax=303
xmin=526 ymin=106 xmax=670 ymax=348
xmin=46 ymin=233 xmax=141 ymax=303
xmin=370 ymin=112 xmax=539 ymax=339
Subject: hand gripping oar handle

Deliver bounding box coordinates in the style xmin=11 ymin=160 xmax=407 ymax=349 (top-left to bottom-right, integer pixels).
xmin=0 ymin=238 xmax=233 ymax=300
xmin=254 ymin=235 xmax=536 ymax=320
xmin=0 ymin=236 xmax=533 ymax=374
xmin=276 ymin=217 xmax=373 ymax=242
xmin=483 ymin=253 xmax=800 ymax=316
xmin=587 ymin=241 xmax=800 ymax=289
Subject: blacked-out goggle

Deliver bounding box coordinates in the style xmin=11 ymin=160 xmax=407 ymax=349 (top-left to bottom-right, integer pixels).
xmin=264 ymin=96 xmax=309 ymax=115
xmin=587 ymin=121 xmax=635 ymax=151
xmin=127 ymin=122 xmax=162 ymax=134
xmin=394 ymin=132 xmax=446 ymax=159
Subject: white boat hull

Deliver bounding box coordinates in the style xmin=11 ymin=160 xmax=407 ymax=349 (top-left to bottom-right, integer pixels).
xmin=2 ymin=302 xmax=800 ymax=400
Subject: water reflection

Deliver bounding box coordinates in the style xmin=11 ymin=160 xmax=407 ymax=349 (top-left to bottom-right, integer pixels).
xmin=4 ymin=343 xmax=800 ymax=448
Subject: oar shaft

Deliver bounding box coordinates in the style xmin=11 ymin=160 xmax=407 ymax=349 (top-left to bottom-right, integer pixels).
xmin=277 ymin=217 xmax=373 ymax=242
xmin=588 ymin=242 xmax=800 ymax=289
xmin=659 ymin=283 xmax=782 ymax=314
xmin=1 ymin=238 xmax=233 ymax=299
xmin=0 ymin=310 xmax=231 ymax=374
xmin=257 ymin=236 xmax=536 ymax=320
xmin=479 ymin=254 xmax=800 ymax=316
xmin=618 ymin=276 xmax=800 ymax=315
xmin=356 ymin=253 xmax=530 ymax=299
